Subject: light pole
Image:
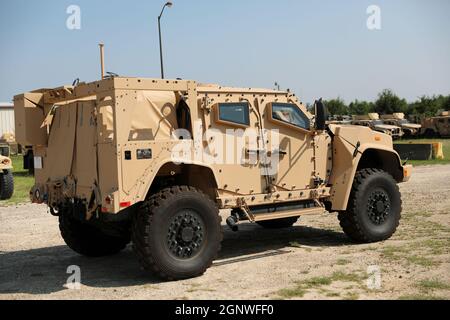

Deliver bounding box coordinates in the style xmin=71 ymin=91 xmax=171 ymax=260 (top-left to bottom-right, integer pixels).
xmin=158 ymin=1 xmax=173 ymax=79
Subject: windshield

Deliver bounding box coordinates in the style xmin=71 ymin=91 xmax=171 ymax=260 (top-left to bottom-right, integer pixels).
xmin=398 ymin=119 xmax=409 ymax=125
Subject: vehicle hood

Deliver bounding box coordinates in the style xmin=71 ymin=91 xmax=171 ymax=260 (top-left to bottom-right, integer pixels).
xmin=402 ymin=123 xmax=421 ymax=129
xmin=328 ymin=124 xmax=393 ymax=148
xmin=374 ymin=124 xmax=400 ymax=131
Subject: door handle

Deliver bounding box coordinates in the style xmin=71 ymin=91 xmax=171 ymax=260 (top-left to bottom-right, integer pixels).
xmin=246 ymin=149 xmax=264 ymax=155
xmin=272 ymin=149 xmax=287 ymax=156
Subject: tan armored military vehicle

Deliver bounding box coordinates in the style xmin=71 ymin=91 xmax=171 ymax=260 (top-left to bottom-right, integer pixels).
xmin=14 ymin=77 xmax=412 ymax=280
xmin=352 ymin=113 xmax=404 ymax=139
xmin=421 ymin=111 xmax=450 ymax=138
xmin=380 ymin=113 xmax=421 ymax=137
xmin=0 ymin=143 xmax=14 ymax=200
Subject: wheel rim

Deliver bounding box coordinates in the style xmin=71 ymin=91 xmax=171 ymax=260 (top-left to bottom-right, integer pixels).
xmin=167 ymin=209 xmax=205 ymax=259
xmin=367 ymin=188 xmax=391 ymax=225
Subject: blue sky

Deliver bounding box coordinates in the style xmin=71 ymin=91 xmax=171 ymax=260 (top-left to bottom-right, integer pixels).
xmin=0 ymin=0 xmax=449 ymax=104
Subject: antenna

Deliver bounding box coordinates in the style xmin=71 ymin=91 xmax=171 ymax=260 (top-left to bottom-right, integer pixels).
xmin=99 ymin=43 xmax=105 ymax=80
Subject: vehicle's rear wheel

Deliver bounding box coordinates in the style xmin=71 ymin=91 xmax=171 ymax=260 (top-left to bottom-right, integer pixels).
xmin=338 ymin=168 xmax=402 ymax=243
xmin=59 ymin=209 xmax=130 ymax=257
xmin=0 ymin=170 xmax=14 ymax=200
xmin=132 ymin=186 xmax=222 ymax=281
xmin=257 ymin=216 xmax=299 ymax=229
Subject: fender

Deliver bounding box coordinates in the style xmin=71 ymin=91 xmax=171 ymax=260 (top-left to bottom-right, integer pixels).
xmin=327 ymin=125 xmax=405 ymax=211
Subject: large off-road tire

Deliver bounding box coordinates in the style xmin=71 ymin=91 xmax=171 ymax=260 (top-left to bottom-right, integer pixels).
xmin=59 ymin=210 xmax=130 ymax=257
xmin=132 ymin=186 xmax=223 ymax=281
xmin=338 ymin=168 xmax=402 ymax=243
xmin=257 ymin=216 xmax=299 ymax=229
xmin=0 ymin=170 xmax=14 ymax=200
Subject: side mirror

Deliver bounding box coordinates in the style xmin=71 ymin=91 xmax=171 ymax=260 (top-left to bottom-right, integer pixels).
xmin=315 ymin=99 xmax=327 ymax=131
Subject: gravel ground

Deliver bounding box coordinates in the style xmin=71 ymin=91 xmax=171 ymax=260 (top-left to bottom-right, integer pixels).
xmin=1 ymin=165 xmax=449 ymax=300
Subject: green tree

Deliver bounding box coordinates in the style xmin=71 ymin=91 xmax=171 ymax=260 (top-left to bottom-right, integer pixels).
xmin=408 ymin=95 xmax=443 ymax=117
xmin=440 ymin=95 xmax=450 ymax=111
xmin=374 ymin=89 xmax=408 ymax=115
xmin=348 ymin=99 xmax=375 ymax=115
xmin=324 ymin=98 xmax=348 ymax=115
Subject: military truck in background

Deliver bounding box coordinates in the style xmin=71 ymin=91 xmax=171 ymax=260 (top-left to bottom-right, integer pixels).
xmin=0 ymin=143 xmax=14 ymax=200
xmin=352 ymin=113 xmax=404 ymax=139
xmin=14 ymin=77 xmax=412 ymax=280
xmin=380 ymin=113 xmax=422 ymax=138
xmin=421 ymin=111 xmax=450 ymax=138
xmin=327 ymin=115 xmax=352 ymax=125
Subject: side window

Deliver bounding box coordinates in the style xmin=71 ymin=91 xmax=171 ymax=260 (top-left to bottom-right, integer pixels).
xmin=271 ymin=103 xmax=310 ymax=131
xmin=217 ymin=103 xmax=250 ymax=127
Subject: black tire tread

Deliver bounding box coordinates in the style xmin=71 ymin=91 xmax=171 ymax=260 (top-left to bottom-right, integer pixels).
xmin=59 ymin=212 xmax=130 ymax=257
xmin=338 ymin=168 xmax=402 ymax=243
xmin=131 ymin=186 xmax=223 ymax=281
xmin=0 ymin=170 xmax=14 ymax=200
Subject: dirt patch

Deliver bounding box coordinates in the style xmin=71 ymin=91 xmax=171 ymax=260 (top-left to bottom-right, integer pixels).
xmin=1 ymin=165 xmax=449 ymax=300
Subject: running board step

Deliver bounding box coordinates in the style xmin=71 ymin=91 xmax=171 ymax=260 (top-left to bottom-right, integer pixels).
xmin=252 ymin=207 xmax=325 ymax=222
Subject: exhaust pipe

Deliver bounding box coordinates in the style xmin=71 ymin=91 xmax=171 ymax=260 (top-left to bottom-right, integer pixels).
xmin=99 ymin=43 xmax=105 ymax=80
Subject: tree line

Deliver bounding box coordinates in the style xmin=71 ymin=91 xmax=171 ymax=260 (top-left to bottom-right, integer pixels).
xmin=324 ymin=89 xmax=450 ymax=117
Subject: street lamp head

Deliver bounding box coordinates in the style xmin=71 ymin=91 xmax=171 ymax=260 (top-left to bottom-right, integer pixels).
xmin=159 ymin=1 xmax=173 ymax=18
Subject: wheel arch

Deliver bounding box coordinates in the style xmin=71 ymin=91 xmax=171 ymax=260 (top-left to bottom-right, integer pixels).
xmin=357 ymin=148 xmax=404 ymax=182
xmin=329 ymin=145 xmax=404 ymax=212
xmin=146 ymin=161 xmax=219 ymax=202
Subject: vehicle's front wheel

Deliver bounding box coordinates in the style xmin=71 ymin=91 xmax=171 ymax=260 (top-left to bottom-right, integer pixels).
xmin=338 ymin=169 xmax=402 ymax=243
xmin=132 ymin=186 xmax=223 ymax=281
xmin=59 ymin=209 xmax=130 ymax=257
xmin=0 ymin=170 xmax=14 ymax=200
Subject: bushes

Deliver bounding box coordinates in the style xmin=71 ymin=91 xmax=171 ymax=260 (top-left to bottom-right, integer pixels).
xmin=324 ymin=90 xmax=450 ymax=117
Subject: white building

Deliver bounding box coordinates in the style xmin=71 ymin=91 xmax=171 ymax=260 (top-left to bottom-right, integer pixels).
xmin=0 ymin=102 xmax=15 ymax=137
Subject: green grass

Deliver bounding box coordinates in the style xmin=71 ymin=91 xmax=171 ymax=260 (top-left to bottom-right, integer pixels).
xmin=398 ymin=294 xmax=447 ymax=300
xmin=277 ymin=272 xmax=364 ymax=299
xmin=406 ymin=255 xmax=438 ymax=267
xmin=395 ymin=139 xmax=450 ymax=166
xmin=381 ymin=244 xmax=440 ymax=267
xmin=331 ymin=271 xmax=364 ymax=283
xmin=343 ymin=292 xmax=359 ymax=300
xmin=278 ymin=287 xmax=308 ymax=299
xmin=336 ymin=259 xmax=351 ymax=266
xmin=303 ymin=276 xmax=333 ymax=286
xmin=0 ymin=155 xmax=33 ymax=206
xmin=416 ymin=279 xmax=450 ymax=291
